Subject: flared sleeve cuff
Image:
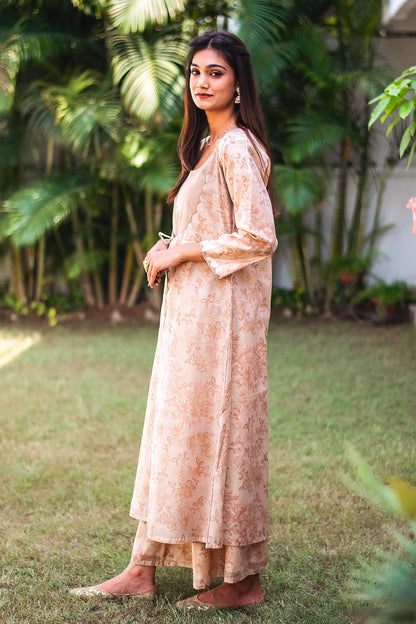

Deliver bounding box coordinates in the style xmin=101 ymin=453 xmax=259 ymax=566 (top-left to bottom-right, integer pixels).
xmin=201 ymin=230 xmax=277 ymax=278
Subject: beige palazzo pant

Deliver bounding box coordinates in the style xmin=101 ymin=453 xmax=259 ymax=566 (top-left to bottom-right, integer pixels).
xmin=132 ymin=521 xmax=268 ymax=590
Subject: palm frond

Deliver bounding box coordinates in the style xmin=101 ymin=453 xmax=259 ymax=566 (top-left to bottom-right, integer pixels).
xmin=275 ymin=165 xmax=326 ymax=215
xmin=110 ymin=33 xmax=187 ymax=123
xmin=65 ymin=249 xmax=108 ymax=279
xmin=236 ymin=0 xmax=288 ymax=56
xmin=0 ymin=23 xmax=91 ymax=113
xmin=102 ymin=131 xmax=179 ymax=193
xmin=69 ymin=0 xmax=106 ymax=18
xmin=0 ymin=119 xmax=23 ymax=172
xmin=293 ymin=22 xmax=331 ymax=88
xmin=108 ymin=0 xmax=186 ymax=33
xmin=21 ymin=72 xmax=124 ymax=157
xmin=287 ymin=112 xmax=348 ymax=162
xmin=20 ymin=82 xmax=64 ymax=144
xmin=252 ymin=40 xmax=301 ymax=89
xmin=3 ymin=171 xmax=97 ymax=246
xmin=48 ymin=72 xmax=123 ymax=156
xmin=347 ymin=0 xmax=383 ymax=38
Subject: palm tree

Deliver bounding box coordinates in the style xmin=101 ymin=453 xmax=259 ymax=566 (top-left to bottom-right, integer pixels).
xmin=0 ymin=0 xmax=187 ymax=309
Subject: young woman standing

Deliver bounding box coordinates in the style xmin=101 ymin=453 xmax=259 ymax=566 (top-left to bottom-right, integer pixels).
xmin=71 ymin=31 xmax=277 ymax=610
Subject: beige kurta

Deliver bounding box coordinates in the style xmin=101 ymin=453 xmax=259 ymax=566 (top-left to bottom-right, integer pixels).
xmin=130 ymin=128 xmax=278 ymax=587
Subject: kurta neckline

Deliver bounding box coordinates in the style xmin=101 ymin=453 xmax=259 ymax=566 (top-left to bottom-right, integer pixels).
xmin=191 ymin=128 xmax=242 ymax=173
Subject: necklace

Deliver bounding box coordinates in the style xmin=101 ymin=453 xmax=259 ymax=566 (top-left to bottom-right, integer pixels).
xmin=206 ymin=122 xmax=236 ymax=146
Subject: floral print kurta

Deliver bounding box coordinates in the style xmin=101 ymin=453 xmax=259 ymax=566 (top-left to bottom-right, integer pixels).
xmin=130 ymin=128 xmax=277 ymax=585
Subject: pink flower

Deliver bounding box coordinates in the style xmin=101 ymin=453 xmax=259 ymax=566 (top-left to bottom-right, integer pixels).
xmin=407 ymin=197 xmax=416 ymax=236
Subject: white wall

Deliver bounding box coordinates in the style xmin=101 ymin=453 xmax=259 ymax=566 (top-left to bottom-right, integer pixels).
xmin=383 ymin=0 xmax=416 ymax=23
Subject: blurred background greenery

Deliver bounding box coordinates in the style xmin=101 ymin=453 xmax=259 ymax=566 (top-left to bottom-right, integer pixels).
xmin=0 ymin=0 xmax=414 ymax=320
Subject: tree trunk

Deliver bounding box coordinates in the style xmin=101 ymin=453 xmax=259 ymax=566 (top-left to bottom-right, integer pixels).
xmin=124 ymin=192 xmax=145 ymax=268
xmin=26 ymin=246 xmax=35 ymax=299
xmin=10 ymin=245 xmax=27 ymax=303
xmin=367 ymin=167 xmax=388 ymax=257
xmin=347 ymin=103 xmax=370 ymax=256
xmin=72 ymin=208 xmax=95 ymax=307
xmin=108 ymin=185 xmax=118 ymax=306
xmin=119 ymin=243 xmax=133 ymax=306
xmin=35 ymin=234 xmax=45 ymax=301
xmin=330 ymin=139 xmax=350 ymax=259
xmin=84 ymin=204 xmax=104 ymax=308
xmin=313 ymin=204 xmax=323 ymax=307
xmin=126 ymin=270 xmax=144 ymax=307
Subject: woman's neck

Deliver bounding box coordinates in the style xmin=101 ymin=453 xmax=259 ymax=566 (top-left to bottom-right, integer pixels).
xmin=206 ymin=112 xmax=237 ymax=142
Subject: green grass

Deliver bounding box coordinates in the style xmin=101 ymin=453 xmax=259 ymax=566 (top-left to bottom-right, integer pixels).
xmin=0 ymin=317 xmax=415 ymax=624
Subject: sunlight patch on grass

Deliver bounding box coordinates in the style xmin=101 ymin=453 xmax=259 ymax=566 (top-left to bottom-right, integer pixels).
xmin=0 ymin=332 xmax=41 ymax=369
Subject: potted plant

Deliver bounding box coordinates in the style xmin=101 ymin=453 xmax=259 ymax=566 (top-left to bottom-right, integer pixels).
xmin=352 ymin=280 xmax=415 ymax=323
xmin=327 ymin=255 xmax=372 ymax=286
xmin=325 ymin=255 xmax=373 ymax=316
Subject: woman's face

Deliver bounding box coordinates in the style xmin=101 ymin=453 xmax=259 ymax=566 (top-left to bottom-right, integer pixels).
xmin=189 ymin=48 xmax=237 ymax=115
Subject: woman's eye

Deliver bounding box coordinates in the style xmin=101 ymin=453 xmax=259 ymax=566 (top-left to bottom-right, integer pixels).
xmin=211 ymin=71 xmax=223 ymax=77
xmin=191 ymin=69 xmax=199 ymax=75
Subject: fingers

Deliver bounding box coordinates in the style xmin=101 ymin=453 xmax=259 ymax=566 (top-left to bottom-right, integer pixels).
xmin=143 ymin=255 xmax=164 ymax=288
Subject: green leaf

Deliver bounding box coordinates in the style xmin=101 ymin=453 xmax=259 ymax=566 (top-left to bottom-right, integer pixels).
xmin=288 ymin=113 xmax=348 ymax=162
xmin=275 ymin=165 xmax=325 ymax=215
xmin=380 ymin=96 xmax=403 ymax=123
xmin=369 ymin=97 xmax=389 ymax=127
xmin=0 ymin=25 xmax=92 ymax=113
xmin=110 ymin=33 xmax=187 ymax=123
xmin=3 ymin=172 xmax=97 ymax=246
xmin=399 ymin=99 xmax=414 ymax=120
xmin=39 ymin=72 xmax=123 ymax=157
xmin=236 ymin=0 xmax=287 ymax=55
xmin=406 ymin=140 xmax=416 ymax=169
xmin=386 ymin=115 xmax=401 ymax=137
xmin=399 ymin=122 xmax=416 ymax=158
xmin=108 ymin=0 xmax=185 ymax=33
xmin=65 ymin=249 xmax=107 ymax=279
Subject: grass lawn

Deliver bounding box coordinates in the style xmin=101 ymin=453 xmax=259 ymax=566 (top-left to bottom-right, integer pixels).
xmin=0 ymin=316 xmax=415 ymax=624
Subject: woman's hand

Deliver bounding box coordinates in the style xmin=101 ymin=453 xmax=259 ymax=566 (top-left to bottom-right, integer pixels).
xmin=144 ymin=243 xmax=204 ymax=288
xmin=145 ymin=247 xmax=181 ymax=288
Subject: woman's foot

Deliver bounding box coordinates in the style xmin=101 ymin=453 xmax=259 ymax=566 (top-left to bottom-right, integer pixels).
xmin=70 ymin=562 xmax=156 ymax=598
xmin=178 ymin=574 xmax=265 ymax=610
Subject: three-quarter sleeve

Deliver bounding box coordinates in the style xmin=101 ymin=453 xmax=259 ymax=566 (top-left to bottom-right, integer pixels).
xmin=200 ymin=136 xmax=278 ymax=278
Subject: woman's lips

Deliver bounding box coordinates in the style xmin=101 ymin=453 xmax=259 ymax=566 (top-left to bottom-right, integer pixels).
xmin=196 ymin=94 xmax=212 ymax=99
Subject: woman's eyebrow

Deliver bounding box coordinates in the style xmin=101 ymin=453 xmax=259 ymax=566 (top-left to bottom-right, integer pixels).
xmin=191 ymin=62 xmax=227 ymax=70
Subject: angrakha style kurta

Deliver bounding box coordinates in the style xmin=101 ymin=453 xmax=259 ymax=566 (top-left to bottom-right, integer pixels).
xmin=130 ymin=128 xmax=278 ymax=589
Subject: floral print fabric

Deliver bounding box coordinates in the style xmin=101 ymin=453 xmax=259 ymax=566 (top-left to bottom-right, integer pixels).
xmin=132 ymin=521 xmax=268 ymax=589
xmin=129 ymin=128 xmax=277 ymax=586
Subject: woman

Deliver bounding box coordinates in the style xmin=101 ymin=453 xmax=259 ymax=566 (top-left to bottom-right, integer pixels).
xmin=70 ymin=30 xmax=277 ymax=610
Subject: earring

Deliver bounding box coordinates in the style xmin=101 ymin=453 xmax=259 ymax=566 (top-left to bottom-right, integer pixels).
xmin=235 ymin=87 xmax=241 ymax=104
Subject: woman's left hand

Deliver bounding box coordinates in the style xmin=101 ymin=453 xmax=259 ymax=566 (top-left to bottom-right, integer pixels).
xmin=144 ymin=243 xmax=204 ymax=288
xmin=144 ymin=247 xmax=181 ymax=288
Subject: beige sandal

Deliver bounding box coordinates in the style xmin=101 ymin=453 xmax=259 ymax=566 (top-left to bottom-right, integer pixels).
xmin=69 ymin=585 xmax=157 ymax=601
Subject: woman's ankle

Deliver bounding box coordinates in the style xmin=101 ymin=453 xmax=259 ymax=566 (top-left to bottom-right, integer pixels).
xmin=127 ymin=562 xmax=156 ymax=583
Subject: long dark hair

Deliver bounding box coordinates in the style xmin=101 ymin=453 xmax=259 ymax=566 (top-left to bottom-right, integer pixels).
xmin=167 ymin=31 xmax=274 ymax=206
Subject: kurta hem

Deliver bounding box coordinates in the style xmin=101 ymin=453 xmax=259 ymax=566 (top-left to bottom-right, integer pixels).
xmin=132 ymin=521 xmax=268 ymax=589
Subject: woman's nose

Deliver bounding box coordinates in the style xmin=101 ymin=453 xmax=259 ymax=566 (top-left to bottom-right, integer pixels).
xmin=196 ymin=75 xmax=209 ymax=88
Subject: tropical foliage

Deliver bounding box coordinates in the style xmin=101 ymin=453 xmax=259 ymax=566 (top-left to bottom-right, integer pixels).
xmin=369 ymin=65 xmax=416 ymax=167
xmin=0 ymin=0 xmax=402 ymax=314
xmin=347 ymin=447 xmax=416 ymax=624
xmin=263 ymin=0 xmax=398 ymax=311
